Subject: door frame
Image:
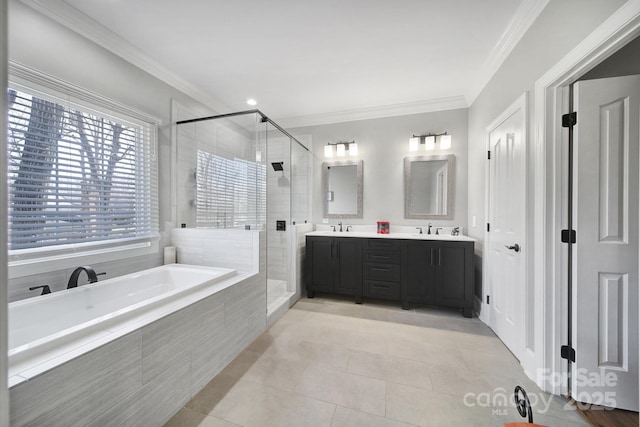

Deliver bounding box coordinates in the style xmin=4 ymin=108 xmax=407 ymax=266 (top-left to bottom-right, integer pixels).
xmin=533 ymin=0 xmax=640 ymax=396
xmin=483 ymin=92 xmax=528 ymax=366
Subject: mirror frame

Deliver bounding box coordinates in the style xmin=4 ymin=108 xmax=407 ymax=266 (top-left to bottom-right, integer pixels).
xmin=322 ymin=160 xmax=363 ymax=219
xmin=404 ymin=154 xmax=455 ymax=219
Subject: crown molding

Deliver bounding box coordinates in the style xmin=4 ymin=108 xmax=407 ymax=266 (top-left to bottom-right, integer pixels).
xmin=278 ymin=96 xmax=468 ymax=129
xmin=466 ymin=0 xmax=549 ymax=105
xmin=20 ymin=0 xmax=546 ymax=127
xmin=19 ymin=0 xmax=231 ymax=115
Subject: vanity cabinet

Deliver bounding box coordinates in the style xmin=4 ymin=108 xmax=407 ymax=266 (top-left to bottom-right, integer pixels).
xmin=305 ymin=234 xmax=474 ymax=317
xmin=401 ymin=240 xmax=474 ymax=317
xmin=363 ymin=239 xmax=401 ymax=300
xmin=305 ymin=236 xmax=363 ymax=302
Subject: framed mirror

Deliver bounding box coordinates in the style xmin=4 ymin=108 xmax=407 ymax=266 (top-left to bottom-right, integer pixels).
xmin=404 ymin=154 xmax=454 ymax=219
xmin=322 ymin=160 xmax=363 ymax=219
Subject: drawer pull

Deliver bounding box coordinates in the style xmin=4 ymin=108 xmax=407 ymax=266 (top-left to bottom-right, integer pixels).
xmin=372 ymin=255 xmax=391 ymax=259
xmin=372 ymin=267 xmax=390 ymax=272
xmin=372 ymin=284 xmax=390 ymax=289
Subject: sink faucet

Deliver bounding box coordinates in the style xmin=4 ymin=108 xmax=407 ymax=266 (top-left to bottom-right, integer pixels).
xmin=416 ymin=227 xmax=423 ymax=234
xmin=427 ymin=223 xmax=433 ymax=235
xmin=435 ymin=227 xmax=443 ymax=235
xmin=67 ymin=266 xmax=105 ymax=288
xmin=338 ymin=221 xmax=343 ymax=232
xmin=346 ymin=225 xmax=353 ymax=232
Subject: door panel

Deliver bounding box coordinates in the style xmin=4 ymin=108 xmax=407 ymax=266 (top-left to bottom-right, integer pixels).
xmin=574 ymin=75 xmax=639 ymax=411
xmin=307 ymin=237 xmax=333 ymax=292
xmin=334 ymin=238 xmax=362 ymax=295
xmin=436 ymin=246 xmax=466 ymax=305
xmin=487 ymin=99 xmax=526 ymax=361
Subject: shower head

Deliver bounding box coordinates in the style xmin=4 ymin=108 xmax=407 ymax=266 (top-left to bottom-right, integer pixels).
xmin=271 ymin=162 xmax=284 ymax=171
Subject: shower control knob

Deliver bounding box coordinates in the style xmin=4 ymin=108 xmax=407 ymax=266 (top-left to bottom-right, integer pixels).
xmin=505 ymin=243 xmax=520 ymax=252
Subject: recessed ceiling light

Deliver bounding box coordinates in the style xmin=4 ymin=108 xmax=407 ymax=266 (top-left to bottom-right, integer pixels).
xmin=246 ymin=98 xmax=257 ymax=106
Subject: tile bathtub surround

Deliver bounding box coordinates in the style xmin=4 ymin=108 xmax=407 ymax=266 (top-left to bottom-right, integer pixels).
xmin=9 ymin=272 xmax=267 ymax=426
xmin=166 ymin=297 xmax=588 ymax=427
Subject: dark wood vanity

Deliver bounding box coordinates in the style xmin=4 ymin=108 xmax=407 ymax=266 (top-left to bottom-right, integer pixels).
xmin=305 ymin=233 xmax=474 ymax=317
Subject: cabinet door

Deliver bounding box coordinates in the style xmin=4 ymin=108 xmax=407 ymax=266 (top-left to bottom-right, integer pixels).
xmin=306 ymin=237 xmax=333 ymax=293
xmin=434 ymin=243 xmax=469 ymax=308
xmin=334 ymin=238 xmax=362 ymax=296
xmin=401 ymin=241 xmax=436 ymax=305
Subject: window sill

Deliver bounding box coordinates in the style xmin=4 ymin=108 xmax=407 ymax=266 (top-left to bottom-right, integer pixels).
xmin=8 ymin=238 xmax=160 ymax=279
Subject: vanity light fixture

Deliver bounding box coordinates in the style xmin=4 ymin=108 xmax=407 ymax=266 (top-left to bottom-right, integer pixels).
xmin=409 ymin=132 xmax=451 ymax=151
xmin=324 ymin=141 xmax=358 ymax=158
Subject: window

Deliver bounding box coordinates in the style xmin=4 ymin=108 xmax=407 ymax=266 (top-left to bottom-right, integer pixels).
xmin=6 ymin=68 xmax=158 ymax=269
xmin=196 ymin=150 xmax=266 ymax=229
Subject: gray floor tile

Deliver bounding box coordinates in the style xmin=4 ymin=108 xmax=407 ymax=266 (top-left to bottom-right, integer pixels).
xmin=168 ymin=296 xmax=588 ymax=427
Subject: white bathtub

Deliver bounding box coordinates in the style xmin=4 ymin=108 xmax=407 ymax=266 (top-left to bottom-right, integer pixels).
xmin=9 ymin=264 xmax=239 ymax=385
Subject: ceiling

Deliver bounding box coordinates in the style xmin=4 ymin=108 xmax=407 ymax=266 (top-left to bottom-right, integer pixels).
xmin=25 ymin=0 xmax=547 ymax=127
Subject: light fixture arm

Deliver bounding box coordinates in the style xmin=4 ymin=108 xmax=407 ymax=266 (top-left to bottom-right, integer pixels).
xmin=411 ymin=132 xmax=449 ymax=139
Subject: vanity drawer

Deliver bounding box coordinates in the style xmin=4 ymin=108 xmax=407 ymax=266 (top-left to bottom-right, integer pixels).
xmin=364 ymin=263 xmax=401 ymax=282
xmin=364 ymin=239 xmax=401 ymax=251
xmin=364 ymin=280 xmax=401 ymax=300
xmin=364 ymin=250 xmax=401 ymax=265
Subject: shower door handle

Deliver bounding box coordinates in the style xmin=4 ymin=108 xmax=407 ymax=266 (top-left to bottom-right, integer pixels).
xmin=505 ymin=243 xmax=520 ymax=252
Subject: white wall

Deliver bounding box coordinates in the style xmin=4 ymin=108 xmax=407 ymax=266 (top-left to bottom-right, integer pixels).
xmin=1 ymin=0 xmax=9 ymax=424
xmin=7 ymin=0 xmax=217 ymax=301
xmin=467 ymin=0 xmax=626 ymax=302
xmin=292 ymin=108 xmax=468 ymax=229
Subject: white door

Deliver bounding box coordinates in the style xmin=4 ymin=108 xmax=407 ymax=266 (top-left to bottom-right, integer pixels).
xmin=573 ymin=75 xmax=639 ymax=411
xmin=487 ymin=95 xmax=526 ymax=361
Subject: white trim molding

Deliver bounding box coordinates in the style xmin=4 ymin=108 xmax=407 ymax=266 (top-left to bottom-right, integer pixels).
xmin=19 ymin=0 xmax=232 ymax=115
xmin=18 ymin=0 xmax=541 ymax=129
xmin=466 ymin=0 xmax=549 ymax=105
xmin=532 ymin=0 xmax=640 ymax=396
xmin=279 ymin=96 xmax=468 ymax=129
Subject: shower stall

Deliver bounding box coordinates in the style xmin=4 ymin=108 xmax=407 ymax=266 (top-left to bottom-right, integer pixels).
xmin=175 ymin=110 xmax=310 ymax=318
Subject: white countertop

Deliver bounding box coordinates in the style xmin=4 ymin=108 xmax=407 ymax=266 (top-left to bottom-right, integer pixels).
xmin=306 ymin=230 xmax=475 ymax=242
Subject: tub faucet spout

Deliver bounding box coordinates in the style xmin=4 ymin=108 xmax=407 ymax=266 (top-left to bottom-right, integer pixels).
xmin=67 ymin=266 xmax=104 ymax=288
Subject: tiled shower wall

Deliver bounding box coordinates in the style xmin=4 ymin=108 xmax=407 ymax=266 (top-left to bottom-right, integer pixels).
xmin=170 ymin=228 xmax=261 ymax=274
xmin=267 ymin=137 xmax=310 ymax=283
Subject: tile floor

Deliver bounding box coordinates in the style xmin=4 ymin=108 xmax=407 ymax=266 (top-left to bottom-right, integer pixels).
xmin=165 ymin=296 xmax=588 ymax=427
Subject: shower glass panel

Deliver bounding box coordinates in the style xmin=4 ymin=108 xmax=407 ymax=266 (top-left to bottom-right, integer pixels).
xmin=175 ymin=110 xmax=309 ymax=319
xmin=176 ymin=112 xmax=265 ymax=230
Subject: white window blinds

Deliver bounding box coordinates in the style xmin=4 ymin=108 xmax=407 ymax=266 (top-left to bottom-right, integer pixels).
xmin=196 ymin=150 xmax=266 ymax=229
xmin=7 ymin=86 xmax=157 ymax=252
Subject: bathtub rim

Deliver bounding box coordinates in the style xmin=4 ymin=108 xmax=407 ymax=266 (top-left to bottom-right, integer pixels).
xmin=9 ymin=264 xmax=255 ymax=387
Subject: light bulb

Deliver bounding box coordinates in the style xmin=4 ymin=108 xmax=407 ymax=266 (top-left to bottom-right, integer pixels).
xmin=324 ymin=145 xmax=333 ymax=158
xmin=409 ymin=137 xmax=420 ymax=152
xmin=424 ymin=135 xmax=435 ymax=150
xmin=349 ymin=143 xmax=358 ymax=156
xmin=336 ymin=143 xmax=346 ymax=157
xmin=440 ymin=134 xmax=452 ymax=149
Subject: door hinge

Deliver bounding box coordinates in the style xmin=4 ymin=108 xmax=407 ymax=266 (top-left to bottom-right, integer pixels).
xmin=486 ymin=295 xmax=490 ymax=304
xmin=562 ymin=112 xmax=577 ymax=128
xmin=487 ymin=223 xmax=490 ymax=232
xmin=561 ymin=345 xmax=576 ymax=362
xmin=561 ymin=229 xmax=576 ymax=244
xmin=487 ymin=150 xmax=491 ymax=160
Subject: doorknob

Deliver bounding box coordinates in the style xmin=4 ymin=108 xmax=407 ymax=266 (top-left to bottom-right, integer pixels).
xmin=505 ymin=243 xmax=520 ymax=252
